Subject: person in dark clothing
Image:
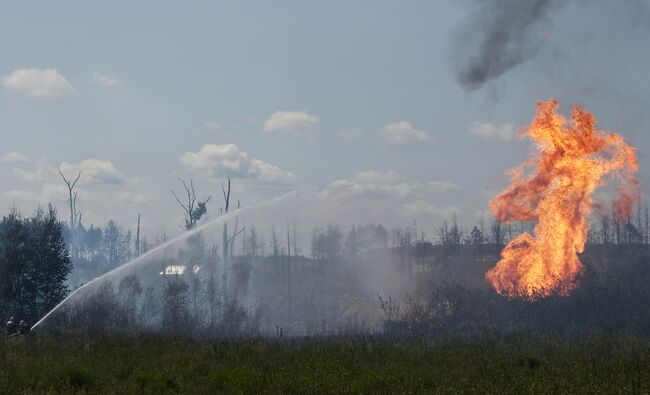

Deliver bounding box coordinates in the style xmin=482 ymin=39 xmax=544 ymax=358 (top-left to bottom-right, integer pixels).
xmin=6 ymin=317 xmax=17 ymax=336
xmin=18 ymin=320 xmax=30 ymax=336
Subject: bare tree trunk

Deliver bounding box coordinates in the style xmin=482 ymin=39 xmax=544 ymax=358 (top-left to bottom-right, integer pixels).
xmin=135 ymin=213 xmax=141 ymax=258
xmin=221 ymin=178 xmax=232 ymax=308
xmin=644 ymin=203 xmax=650 ymax=244
xmin=222 ymin=221 xmax=229 ymax=306
xmin=287 ymin=224 xmax=292 ymax=326
xmin=58 ymin=168 xmax=82 ymax=259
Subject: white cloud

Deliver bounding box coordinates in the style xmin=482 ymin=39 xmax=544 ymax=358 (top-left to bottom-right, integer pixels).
xmin=5 ymin=182 xmax=80 ymax=203
xmin=379 ymin=121 xmax=431 ymax=145
xmin=11 ymin=158 xmax=127 ymax=186
xmin=2 ymin=68 xmax=75 ymax=97
xmin=179 ymin=143 xmax=296 ymax=183
xmin=263 ymin=111 xmax=319 ymax=136
xmin=1 ymin=151 xmax=29 ymax=163
xmin=92 ymin=72 xmax=119 ymax=87
xmin=5 ymin=158 xmax=146 ymax=229
xmin=338 ymin=128 xmax=365 ymax=140
xmin=12 ymin=167 xmax=50 ymax=183
xmin=4 ymin=189 xmax=38 ymax=202
xmin=59 ymin=159 xmax=127 ymax=185
xmin=320 ymin=170 xmax=461 ymax=223
xmin=469 ymin=121 xmax=516 ymax=141
xmin=5 ymin=182 xmax=145 ymax=208
xmin=323 ymin=170 xmax=458 ymax=201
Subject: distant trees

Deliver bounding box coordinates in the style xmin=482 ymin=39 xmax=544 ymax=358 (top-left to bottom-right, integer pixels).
xmin=64 ymin=219 xmax=142 ymax=286
xmin=118 ymin=274 xmax=143 ymax=330
xmin=310 ymin=224 xmax=344 ymax=263
xmin=343 ymin=224 xmax=388 ymax=265
xmin=438 ymin=215 xmax=462 ymax=247
xmin=0 ymin=206 xmax=72 ymax=324
xmin=64 ymin=222 xmax=126 ymax=264
xmin=103 ymin=220 xmax=132 ymax=267
xmin=162 ymin=277 xmax=190 ymax=333
xmin=470 ymin=226 xmax=484 ymax=245
xmin=594 ymin=206 xmax=649 ymax=245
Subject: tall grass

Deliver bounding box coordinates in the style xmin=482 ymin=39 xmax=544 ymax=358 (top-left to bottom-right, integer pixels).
xmin=1 ymin=334 xmax=649 ymax=394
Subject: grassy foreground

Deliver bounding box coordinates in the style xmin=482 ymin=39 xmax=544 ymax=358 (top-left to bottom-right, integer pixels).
xmin=1 ymin=334 xmax=650 ymax=394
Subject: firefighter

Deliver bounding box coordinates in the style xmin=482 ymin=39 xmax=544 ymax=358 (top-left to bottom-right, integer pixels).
xmin=18 ymin=320 xmax=30 ymax=336
xmin=6 ymin=317 xmax=17 ymax=336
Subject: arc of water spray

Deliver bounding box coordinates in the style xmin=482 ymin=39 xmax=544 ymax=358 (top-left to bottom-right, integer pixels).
xmin=32 ymin=191 xmax=298 ymax=331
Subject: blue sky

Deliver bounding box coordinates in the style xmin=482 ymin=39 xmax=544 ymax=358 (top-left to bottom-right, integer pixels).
xmin=1 ymin=1 xmax=648 ymax=238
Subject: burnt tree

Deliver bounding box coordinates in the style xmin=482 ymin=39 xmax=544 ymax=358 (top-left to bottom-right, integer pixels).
xmin=171 ymin=178 xmax=212 ymax=230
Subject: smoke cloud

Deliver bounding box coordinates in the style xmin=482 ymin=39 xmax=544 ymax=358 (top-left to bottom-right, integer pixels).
xmin=452 ymin=0 xmax=561 ymax=91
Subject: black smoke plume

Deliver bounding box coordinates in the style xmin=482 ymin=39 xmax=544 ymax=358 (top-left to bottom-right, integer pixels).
xmin=452 ymin=0 xmax=561 ymax=91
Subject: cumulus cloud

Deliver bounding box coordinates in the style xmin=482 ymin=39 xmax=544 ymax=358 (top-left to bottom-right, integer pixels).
xmin=179 ymin=143 xmax=296 ymax=183
xmin=5 ymin=182 xmax=81 ymax=203
xmin=12 ymin=166 xmax=50 ymax=183
xmin=4 ymin=189 xmax=39 ymax=202
xmin=379 ymin=121 xmax=432 ymax=145
xmin=1 ymin=151 xmax=29 ymax=163
xmin=263 ymin=111 xmax=319 ymax=136
xmin=5 ymin=157 xmax=147 ymax=229
xmin=92 ymin=72 xmax=119 ymax=87
xmin=5 ymin=183 xmax=146 ymax=208
xmin=469 ymin=121 xmax=516 ymax=141
xmin=11 ymin=158 xmax=128 ymax=186
xmin=59 ymin=159 xmax=127 ymax=185
xmin=2 ymin=68 xmax=75 ymax=97
xmin=5 ymin=157 xmax=145 ymax=222
xmin=323 ymin=170 xmax=458 ymax=200
xmin=321 ymin=170 xmax=461 ymax=221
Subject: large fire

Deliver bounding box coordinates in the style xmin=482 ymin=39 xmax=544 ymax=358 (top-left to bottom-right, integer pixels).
xmin=486 ymin=99 xmax=640 ymax=299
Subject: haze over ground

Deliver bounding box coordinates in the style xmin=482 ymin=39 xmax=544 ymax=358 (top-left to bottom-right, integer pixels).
xmin=1 ymin=1 xmax=648 ymax=239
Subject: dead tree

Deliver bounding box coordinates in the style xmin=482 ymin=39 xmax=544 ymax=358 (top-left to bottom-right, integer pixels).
xmin=171 ymin=178 xmax=212 ymax=230
xmin=58 ymin=168 xmax=82 ymax=228
xmin=220 ymin=178 xmax=245 ymax=306
xmin=287 ymin=224 xmax=292 ymax=325
xmin=135 ymin=213 xmax=141 ymax=257
xmin=221 ymin=178 xmax=231 ymax=302
xmin=58 ymin=168 xmax=82 ymax=259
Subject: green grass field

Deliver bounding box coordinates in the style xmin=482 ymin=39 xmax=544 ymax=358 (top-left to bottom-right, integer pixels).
xmin=1 ymin=334 xmax=650 ymax=394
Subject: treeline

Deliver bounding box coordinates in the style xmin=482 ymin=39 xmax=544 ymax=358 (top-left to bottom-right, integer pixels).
xmin=0 ymin=206 xmax=71 ymax=325
xmin=46 ymin=211 xmax=650 ymax=337
xmin=380 ymin=242 xmax=650 ymax=339
xmin=64 ymin=203 xmax=650 ymax=287
xmin=306 ymin=205 xmax=650 ymax=263
xmin=64 ymin=221 xmax=170 ymax=286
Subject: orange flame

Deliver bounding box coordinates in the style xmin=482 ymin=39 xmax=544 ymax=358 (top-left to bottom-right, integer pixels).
xmin=486 ymin=99 xmax=640 ymax=299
